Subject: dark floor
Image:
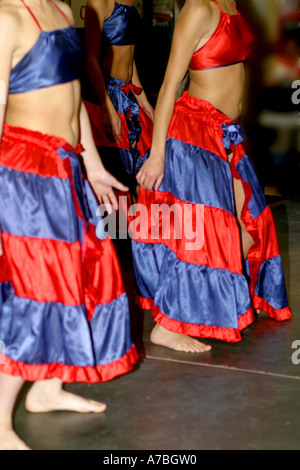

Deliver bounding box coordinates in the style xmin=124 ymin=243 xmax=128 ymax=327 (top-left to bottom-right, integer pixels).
xmin=14 ymin=199 xmax=300 ymax=450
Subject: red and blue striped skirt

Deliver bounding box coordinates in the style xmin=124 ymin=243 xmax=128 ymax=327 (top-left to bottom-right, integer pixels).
xmin=84 ymin=75 xmax=153 ymax=187
xmin=132 ymin=92 xmax=292 ymax=342
xmin=0 ymin=124 xmax=138 ymax=382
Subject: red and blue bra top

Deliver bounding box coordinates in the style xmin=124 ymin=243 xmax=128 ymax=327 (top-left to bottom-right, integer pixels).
xmin=102 ymin=0 xmax=140 ymax=47
xmin=9 ymin=0 xmax=82 ymax=94
xmin=189 ymin=0 xmax=253 ymax=70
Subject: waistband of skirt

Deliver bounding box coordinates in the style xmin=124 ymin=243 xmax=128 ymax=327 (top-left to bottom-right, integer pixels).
xmin=176 ymin=92 xmax=236 ymax=126
xmin=2 ymin=123 xmax=83 ymax=154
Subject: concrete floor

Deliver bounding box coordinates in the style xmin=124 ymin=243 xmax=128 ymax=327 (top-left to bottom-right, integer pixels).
xmin=14 ymin=198 xmax=300 ymax=450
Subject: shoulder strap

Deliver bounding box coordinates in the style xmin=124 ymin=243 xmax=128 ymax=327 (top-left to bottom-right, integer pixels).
xmin=49 ymin=0 xmax=72 ymax=26
xmin=230 ymin=1 xmax=238 ymax=13
xmin=19 ymin=0 xmax=42 ymax=30
xmin=214 ymin=0 xmax=222 ymax=11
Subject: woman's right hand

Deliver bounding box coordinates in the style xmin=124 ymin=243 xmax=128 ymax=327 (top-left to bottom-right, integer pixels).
xmin=103 ymin=106 xmax=122 ymax=143
xmin=136 ymin=152 xmax=165 ymax=192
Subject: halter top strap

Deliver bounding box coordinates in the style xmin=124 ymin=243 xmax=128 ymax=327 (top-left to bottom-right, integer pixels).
xmin=215 ymin=0 xmax=238 ymax=14
xmin=19 ymin=0 xmax=72 ymax=30
xmin=214 ymin=0 xmax=222 ymax=12
xmin=19 ymin=0 xmax=42 ymax=30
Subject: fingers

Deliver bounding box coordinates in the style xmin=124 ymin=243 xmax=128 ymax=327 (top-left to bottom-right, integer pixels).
xmin=102 ymin=172 xmax=129 ymax=193
xmin=112 ymin=178 xmax=129 ymax=193
xmin=136 ymin=168 xmax=164 ymax=192
xmin=101 ymin=192 xmax=118 ymax=214
xmin=154 ymin=173 xmax=164 ymax=191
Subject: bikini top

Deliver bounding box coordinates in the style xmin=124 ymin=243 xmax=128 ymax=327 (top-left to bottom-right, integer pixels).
xmin=9 ymin=0 xmax=82 ymax=94
xmin=102 ymin=0 xmax=141 ymax=47
xmin=189 ymin=0 xmax=253 ymax=70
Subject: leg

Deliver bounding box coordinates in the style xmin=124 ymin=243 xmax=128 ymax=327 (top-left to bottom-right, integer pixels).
xmin=229 ymin=156 xmax=261 ymax=313
xmin=150 ymin=323 xmax=212 ymax=353
xmin=229 ymin=153 xmax=255 ymax=260
xmin=25 ymin=378 xmax=107 ymax=414
xmin=0 ymin=372 xmax=30 ymax=450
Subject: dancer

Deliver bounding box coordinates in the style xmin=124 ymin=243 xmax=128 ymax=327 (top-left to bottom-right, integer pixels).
xmin=83 ymin=0 xmax=154 ymax=194
xmin=133 ymin=0 xmax=292 ymax=352
xmin=0 ymin=0 xmax=138 ymax=450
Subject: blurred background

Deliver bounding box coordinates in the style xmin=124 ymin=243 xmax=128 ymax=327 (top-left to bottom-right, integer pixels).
xmin=68 ymin=0 xmax=299 ymax=198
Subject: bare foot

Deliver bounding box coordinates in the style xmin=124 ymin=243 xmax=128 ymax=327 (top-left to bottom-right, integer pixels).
xmin=25 ymin=380 xmax=107 ymax=414
xmin=150 ymin=323 xmax=212 ymax=353
xmin=0 ymin=427 xmax=31 ymax=450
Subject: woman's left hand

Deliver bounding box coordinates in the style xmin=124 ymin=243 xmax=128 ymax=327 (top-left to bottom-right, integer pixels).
xmin=87 ymin=169 xmax=129 ymax=213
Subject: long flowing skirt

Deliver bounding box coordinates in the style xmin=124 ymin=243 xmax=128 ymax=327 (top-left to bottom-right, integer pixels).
xmin=131 ymin=92 xmax=292 ymax=342
xmin=0 ymin=124 xmax=138 ymax=382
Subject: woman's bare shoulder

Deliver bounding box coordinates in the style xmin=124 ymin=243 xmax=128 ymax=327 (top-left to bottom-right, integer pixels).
xmin=176 ymin=0 xmax=213 ymax=36
xmin=53 ymin=0 xmax=75 ymax=24
xmin=0 ymin=1 xmax=21 ymax=34
xmin=178 ymin=0 xmax=214 ymax=28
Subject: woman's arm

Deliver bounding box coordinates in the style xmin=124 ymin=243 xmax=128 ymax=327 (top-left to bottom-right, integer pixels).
xmin=136 ymin=0 xmax=211 ymax=191
xmin=132 ymin=61 xmax=154 ymax=120
xmin=85 ymin=0 xmax=122 ymax=142
xmin=79 ymin=101 xmax=128 ymax=213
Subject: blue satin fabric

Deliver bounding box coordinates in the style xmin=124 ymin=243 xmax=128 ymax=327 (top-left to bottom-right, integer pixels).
xmin=235 ymin=154 xmax=267 ymax=219
xmin=0 ymin=148 xmax=106 ymax=243
xmin=221 ymin=123 xmax=267 ymax=218
xmin=0 ymin=281 xmax=131 ymax=367
xmin=90 ymin=293 xmax=133 ymax=365
xmin=132 ymin=241 xmax=251 ymax=328
xmin=159 ymin=138 xmax=235 ymax=214
xmin=102 ymin=2 xmax=140 ymax=46
xmin=221 ymin=123 xmax=246 ymax=149
xmin=105 ymin=75 xmax=143 ymax=174
xmin=254 ymin=256 xmax=288 ymax=310
xmin=0 ymin=165 xmax=79 ymax=242
xmin=9 ymin=27 xmax=82 ymax=94
xmin=57 ymin=148 xmax=91 ymax=230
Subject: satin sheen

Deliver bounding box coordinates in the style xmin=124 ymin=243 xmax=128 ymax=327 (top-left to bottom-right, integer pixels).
xmin=189 ymin=7 xmax=253 ymax=70
xmin=132 ymin=94 xmax=292 ymax=342
xmin=102 ymin=1 xmax=141 ymax=46
xmin=0 ymin=125 xmax=138 ymax=382
xmin=84 ymin=75 xmax=153 ymax=177
xmin=9 ymin=27 xmax=82 ymax=94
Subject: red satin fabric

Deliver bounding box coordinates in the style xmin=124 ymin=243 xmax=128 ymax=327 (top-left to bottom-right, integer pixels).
xmin=0 ymin=345 xmax=138 ymax=383
xmin=152 ymin=305 xmax=255 ymax=343
xmin=133 ymin=189 xmax=243 ymax=274
xmin=189 ymin=7 xmax=253 ymax=70
xmin=0 ymin=125 xmax=126 ymax=315
xmin=84 ymin=99 xmax=153 ymax=152
xmin=0 ymin=124 xmax=138 ymax=383
xmin=84 ymin=100 xmax=131 ymax=148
